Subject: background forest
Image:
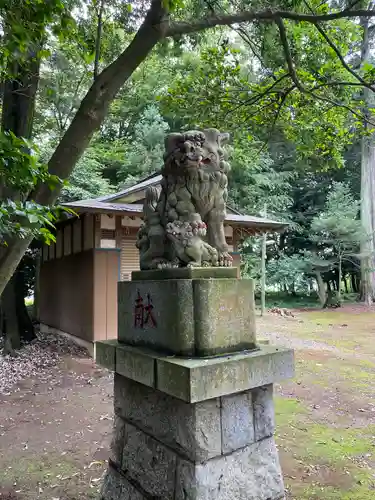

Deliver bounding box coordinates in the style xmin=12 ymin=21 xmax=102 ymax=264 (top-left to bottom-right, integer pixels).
xmin=2 ymin=0 xmax=375 ymax=351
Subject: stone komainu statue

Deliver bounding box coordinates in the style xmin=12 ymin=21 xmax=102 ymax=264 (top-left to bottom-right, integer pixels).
xmin=136 ymin=128 xmax=233 ymax=269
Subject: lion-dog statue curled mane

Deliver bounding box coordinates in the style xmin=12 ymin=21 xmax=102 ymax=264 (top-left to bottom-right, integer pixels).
xmin=136 ymin=128 xmax=233 ymax=269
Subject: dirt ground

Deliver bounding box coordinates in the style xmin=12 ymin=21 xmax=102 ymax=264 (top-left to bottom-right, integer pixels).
xmin=259 ymin=305 xmax=375 ymax=500
xmin=0 ymin=305 xmax=375 ymax=499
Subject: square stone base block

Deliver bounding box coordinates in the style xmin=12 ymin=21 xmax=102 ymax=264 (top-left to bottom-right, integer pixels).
xmin=118 ymin=276 xmax=256 ymax=357
xmin=101 ymin=375 xmax=286 ymax=500
xmin=96 ymin=341 xmax=294 ymax=403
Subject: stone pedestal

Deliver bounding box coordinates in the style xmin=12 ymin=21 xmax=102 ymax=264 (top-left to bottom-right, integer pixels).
xmin=97 ymin=270 xmax=294 ymax=500
xmin=118 ymin=267 xmax=256 ymax=357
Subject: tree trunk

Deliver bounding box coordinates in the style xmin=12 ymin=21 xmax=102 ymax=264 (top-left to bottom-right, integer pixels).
xmin=334 ymin=275 xmax=339 ymax=291
xmin=360 ymin=129 xmax=375 ymax=304
xmin=260 ymin=231 xmax=266 ymax=316
xmin=359 ymin=17 xmax=375 ymax=304
xmin=15 ymin=265 xmax=35 ymax=342
xmin=33 ymin=249 xmax=41 ymax=322
xmin=94 ymin=0 xmax=105 ymax=80
xmin=2 ymin=276 xmax=21 ymax=355
xmin=0 ymin=0 xmax=168 ymax=299
xmin=338 ymin=256 xmax=342 ymax=302
xmin=353 ymin=273 xmax=359 ymax=293
xmin=0 ymin=18 xmax=41 ymax=351
xmin=316 ymin=271 xmax=326 ymax=307
xmin=344 ymin=277 xmax=349 ymax=294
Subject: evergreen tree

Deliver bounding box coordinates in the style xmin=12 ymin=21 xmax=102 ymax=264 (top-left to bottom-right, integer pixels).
xmin=117 ymin=105 xmax=169 ymax=185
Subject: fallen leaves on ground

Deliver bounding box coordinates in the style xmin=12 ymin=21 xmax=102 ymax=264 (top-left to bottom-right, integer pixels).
xmin=0 ymin=330 xmax=89 ymax=395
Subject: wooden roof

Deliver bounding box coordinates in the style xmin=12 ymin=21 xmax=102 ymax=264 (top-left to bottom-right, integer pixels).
xmin=63 ymin=174 xmax=288 ymax=233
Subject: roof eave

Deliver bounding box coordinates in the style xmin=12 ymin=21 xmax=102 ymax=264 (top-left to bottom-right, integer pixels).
xmin=62 ymin=203 xmax=142 ymax=218
xmin=96 ymin=173 xmax=162 ymax=202
xmin=229 ymin=221 xmax=287 ymax=233
xmin=62 ymin=200 xmax=288 ymax=233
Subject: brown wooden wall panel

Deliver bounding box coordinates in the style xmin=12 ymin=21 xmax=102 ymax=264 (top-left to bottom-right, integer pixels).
xmin=105 ymin=251 xmax=119 ymax=340
xmin=56 ymin=229 xmax=63 ymax=259
xmin=42 ymin=244 xmax=49 ymax=262
xmin=73 ymin=218 xmax=82 ymax=254
xmin=92 ymin=250 xmax=107 ymax=341
xmin=48 ymin=242 xmax=55 ymax=260
xmin=83 ymin=214 xmax=94 ymax=250
xmin=63 ymin=224 xmax=72 ymax=256
xmin=93 ymin=249 xmax=120 ymax=341
xmin=39 ymin=250 xmax=94 ymax=341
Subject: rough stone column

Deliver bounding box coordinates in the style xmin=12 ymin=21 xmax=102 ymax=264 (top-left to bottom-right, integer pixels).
xmin=97 ymin=268 xmax=294 ymax=500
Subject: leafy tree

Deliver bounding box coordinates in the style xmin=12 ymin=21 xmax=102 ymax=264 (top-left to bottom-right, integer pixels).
xmin=228 ymin=138 xmax=294 ymax=220
xmin=60 ymin=152 xmax=113 ymax=201
xmin=311 ymin=182 xmax=362 ymax=301
xmin=161 ymin=4 xmax=375 ymax=301
xmin=117 ymin=105 xmax=169 ymax=185
xmin=0 ymin=133 xmax=61 ymax=245
xmin=2 ymin=0 xmax=375 ymax=340
xmin=267 ymin=254 xmax=309 ymax=294
xmin=0 ymin=0 xmax=74 ymax=354
xmin=161 ymin=37 xmax=360 ymax=167
xmin=35 ymin=44 xmax=93 ymax=141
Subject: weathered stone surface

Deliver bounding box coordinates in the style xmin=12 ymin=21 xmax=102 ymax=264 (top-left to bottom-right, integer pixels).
xmin=155 ymin=359 xmax=190 ymax=401
xmin=116 ymin=344 xmax=154 ymax=388
xmin=117 ymin=276 xmax=257 ymax=357
xmin=118 ymin=279 xmax=195 ymax=355
xmin=122 ymin=422 xmax=177 ymax=499
xmin=96 ymin=343 xmax=294 ymax=403
xmin=95 ymin=340 xmax=116 ymax=371
xmin=137 ymin=129 xmax=232 ymax=270
xmin=221 ymin=391 xmax=254 ymax=453
xmin=132 ymin=267 xmax=237 ymax=281
xmin=110 ymin=415 xmax=125 ymax=465
xmin=114 ymin=374 xmax=221 ymax=461
xmin=258 ymin=338 xmax=270 ymax=345
xmin=101 ymin=466 xmax=144 ymax=500
xmin=175 ymin=437 xmax=285 ymax=500
xmin=156 ymin=345 xmax=294 ymax=402
xmin=253 ymin=384 xmax=275 ymax=441
xmin=193 ymin=278 xmax=256 ymax=355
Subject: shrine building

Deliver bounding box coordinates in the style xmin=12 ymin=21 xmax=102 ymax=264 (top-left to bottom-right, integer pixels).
xmin=37 ymin=173 xmax=287 ymax=354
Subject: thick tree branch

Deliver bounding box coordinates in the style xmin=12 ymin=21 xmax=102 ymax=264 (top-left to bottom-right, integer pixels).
xmin=307 ymin=89 xmax=375 ymax=126
xmin=35 ymin=0 xmax=168 ymax=206
xmin=342 ymin=0 xmax=364 ymax=12
xmin=314 ymin=23 xmax=375 ymax=92
xmin=312 ymin=81 xmax=367 ymax=90
xmin=272 ymin=86 xmax=296 ymax=129
xmin=0 ymin=0 xmax=169 ymax=299
xmin=301 ymin=0 xmax=375 ymax=93
xmin=166 ymin=9 xmax=375 ymax=37
xmin=275 ymin=18 xmax=303 ymax=91
xmin=272 ymin=13 xmax=373 ymax=125
xmin=94 ymin=0 xmax=104 ymax=80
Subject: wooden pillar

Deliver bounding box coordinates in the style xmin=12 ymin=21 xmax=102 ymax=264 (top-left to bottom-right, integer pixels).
xmin=115 ymin=215 xmax=122 ymax=249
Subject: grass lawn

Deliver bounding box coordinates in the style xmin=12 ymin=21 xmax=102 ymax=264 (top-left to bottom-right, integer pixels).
xmin=258 ymin=305 xmax=375 ymax=499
